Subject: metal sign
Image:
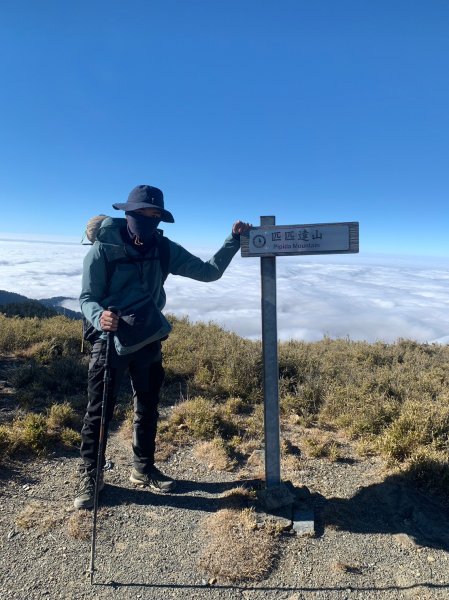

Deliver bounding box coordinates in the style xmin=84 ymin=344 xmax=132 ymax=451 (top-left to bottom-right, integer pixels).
xmin=241 ymin=217 xmax=359 ymax=490
xmin=241 ymin=222 xmax=359 ymax=257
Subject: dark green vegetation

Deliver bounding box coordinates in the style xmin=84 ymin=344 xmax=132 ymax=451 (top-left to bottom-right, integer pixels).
xmin=0 ymin=300 xmax=59 ymax=319
xmin=0 ymin=310 xmax=448 ymax=501
xmin=0 ymin=289 xmax=82 ymax=319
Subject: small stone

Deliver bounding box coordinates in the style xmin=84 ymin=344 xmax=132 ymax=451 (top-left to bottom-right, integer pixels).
xmin=208 ymin=578 xmax=217 ymax=585
xmin=7 ymin=530 xmax=17 ymax=540
xmin=258 ymin=483 xmax=295 ymax=510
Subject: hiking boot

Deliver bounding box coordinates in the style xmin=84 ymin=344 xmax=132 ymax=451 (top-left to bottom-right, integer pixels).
xmin=129 ymin=466 xmax=176 ymax=493
xmin=74 ymin=469 xmax=104 ymax=510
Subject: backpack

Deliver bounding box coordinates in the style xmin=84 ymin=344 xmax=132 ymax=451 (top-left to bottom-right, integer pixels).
xmin=81 ymin=215 xmax=170 ymax=345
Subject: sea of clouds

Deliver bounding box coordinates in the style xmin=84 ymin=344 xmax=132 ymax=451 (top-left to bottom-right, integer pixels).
xmin=0 ymin=237 xmax=448 ymax=344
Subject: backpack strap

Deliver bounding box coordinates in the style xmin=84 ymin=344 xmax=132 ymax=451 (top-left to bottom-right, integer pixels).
xmin=104 ymin=232 xmax=170 ymax=282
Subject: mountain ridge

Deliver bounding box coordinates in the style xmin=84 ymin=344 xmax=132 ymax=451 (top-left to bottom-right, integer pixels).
xmin=0 ymin=289 xmax=81 ymax=320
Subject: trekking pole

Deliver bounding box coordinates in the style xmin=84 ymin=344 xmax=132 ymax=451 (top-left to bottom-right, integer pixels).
xmin=89 ymin=306 xmax=120 ymax=585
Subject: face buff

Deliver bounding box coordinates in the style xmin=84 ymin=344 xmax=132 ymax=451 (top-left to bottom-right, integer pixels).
xmin=125 ymin=212 xmax=161 ymax=247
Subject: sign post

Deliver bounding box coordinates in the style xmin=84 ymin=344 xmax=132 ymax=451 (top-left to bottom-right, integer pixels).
xmin=241 ymin=219 xmax=359 ymax=490
xmin=260 ymin=216 xmax=281 ymax=487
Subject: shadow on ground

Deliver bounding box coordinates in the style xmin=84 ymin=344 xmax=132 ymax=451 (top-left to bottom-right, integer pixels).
xmin=96 ymin=471 xmax=449 ymax=594
xmin=319 ymin=470 xmax=449 ymax=551
xmin=101 ymin=478 xmax=258 ymax=513
xmin=102 ymin=468 xmax=449 ymax=552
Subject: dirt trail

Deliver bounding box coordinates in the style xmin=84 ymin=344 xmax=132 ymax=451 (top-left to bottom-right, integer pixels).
xmin=1 ymin=427 xmax=449 ymax=600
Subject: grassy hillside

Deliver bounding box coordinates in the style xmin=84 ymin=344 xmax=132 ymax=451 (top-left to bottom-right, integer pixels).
xmin=0 ymin=312 xmax=448 ymax=501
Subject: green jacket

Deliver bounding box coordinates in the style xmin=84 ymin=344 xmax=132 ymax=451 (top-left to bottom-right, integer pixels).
xmin=79 ymin=217 xmax=240 ymax=336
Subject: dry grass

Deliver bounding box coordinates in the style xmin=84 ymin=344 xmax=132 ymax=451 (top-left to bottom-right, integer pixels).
xmin=117 ymin=407 xmax=133 ymax=442
xmin=116 ymin=407 xmax=179 ymax=461
xmin=47 ymin=402 xmax=80 ymax=430
xmin=0 ymin=314 xmax=81 ymax=355
xmin=198 ymin=507 xmax=280 ymax=582
xmin=67 ymin=510 xmax=91 ymax=540
xmin=15 ymin=502 xmax=64 ymax=532
xmin=157 ymin=396 xmax=245 ymax=459
xmin=302 ymin=430 xmax=342 ymax=461
xmin=1 ymin=313 xmax=448 ymax=499
xmin=194 ymin=439 xmax=235 ymax=471
xmin=163 ymin=316 xmax=262 ymax=403
xmin=220 ymin=486 xmax=256 ymax=509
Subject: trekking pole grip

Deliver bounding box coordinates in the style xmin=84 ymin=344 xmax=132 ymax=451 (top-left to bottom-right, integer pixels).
xmin=105 ymin=307 xmax=120 ymax=368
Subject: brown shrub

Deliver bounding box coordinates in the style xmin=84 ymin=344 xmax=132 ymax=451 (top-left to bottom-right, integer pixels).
xmin=16 ymin=502 xmax=63 ymax=532
xmin=194 ymin=439 xmax=235 ymax=471
xmin=198 ymin=508 xmax=279 ymax=582
xmin=67 ymin=510 xmax=91 ymax=540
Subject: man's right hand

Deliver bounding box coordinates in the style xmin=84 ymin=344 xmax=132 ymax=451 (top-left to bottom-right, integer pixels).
xmin=100 ymin=310 xmax=119 ymax=331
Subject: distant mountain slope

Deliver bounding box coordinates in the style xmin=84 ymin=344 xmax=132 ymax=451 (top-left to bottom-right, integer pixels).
xmin=39 ymin=297 xmax=82 ymax=320
xmin=0 ymin=290 xmax=81 ymax=320
xmin=0 ymin=290 xmax=30 ymax=304
xmin=0 ymin=300 xmax=59 ymax=319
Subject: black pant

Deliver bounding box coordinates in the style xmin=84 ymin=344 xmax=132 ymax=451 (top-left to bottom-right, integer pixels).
xmin=79 ymin=338 xmax=164 ymax=473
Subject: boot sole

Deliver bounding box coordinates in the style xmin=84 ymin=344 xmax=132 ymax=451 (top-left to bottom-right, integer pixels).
xmin=129 ymin=473 xmax=175 ymax=493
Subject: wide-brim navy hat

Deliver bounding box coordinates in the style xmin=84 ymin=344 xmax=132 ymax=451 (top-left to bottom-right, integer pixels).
xmin=112 ymin=185 xmax=175 ymax=223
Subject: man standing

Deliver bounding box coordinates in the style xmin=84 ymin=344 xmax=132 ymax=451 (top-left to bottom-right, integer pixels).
xmin=75 ymin=184 xmax=250 ymax=509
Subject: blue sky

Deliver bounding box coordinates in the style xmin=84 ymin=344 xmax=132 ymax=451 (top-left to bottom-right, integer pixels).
xmin=1 ymin=1 xmax=448 ymax=255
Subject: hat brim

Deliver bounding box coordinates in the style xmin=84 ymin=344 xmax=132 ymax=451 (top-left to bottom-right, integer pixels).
xmin=112 ymin=202 xmax=174 ymax=223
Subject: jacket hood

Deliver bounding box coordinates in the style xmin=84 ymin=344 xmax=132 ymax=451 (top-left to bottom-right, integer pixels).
xmin=96 ymin=217 xmax=126 ymax=245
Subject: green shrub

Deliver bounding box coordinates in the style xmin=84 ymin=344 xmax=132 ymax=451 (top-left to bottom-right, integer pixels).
xmin=16 ymin=414 xmax=52 ymax=455
xmin=0 ymin=404 xmax=81 ymax=460
xmin=0 ymin=314 xmax=82 ymax=354
xmin=47 ymin=402 xmax=81 ymax=430
xmin=10 ymin=358 xmax=86 ymax=406
xmin=163 ymin=316 xmax=262 ymax=403
xmin=60 ymin=427 xmax=81 ymax=448
xmin=165 ymin=396 xmax=240 ymax=442
xmin=0 ymin=301 xmax=58 ymax=319
xmin=406 ymin=450 xmax=449 ymax=499
xmin=380 ymin=399 xmax=449 ymax=462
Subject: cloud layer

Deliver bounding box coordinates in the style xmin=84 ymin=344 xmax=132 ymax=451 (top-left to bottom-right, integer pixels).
xmin=0 ymin=238 xmax=448 ymax=344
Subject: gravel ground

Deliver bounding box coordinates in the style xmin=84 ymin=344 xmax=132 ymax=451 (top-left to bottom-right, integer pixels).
xmin=1 ymin=428 xmax=449 ymax=600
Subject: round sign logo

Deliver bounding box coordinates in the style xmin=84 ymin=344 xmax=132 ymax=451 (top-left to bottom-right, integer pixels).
xmin=253 ymin=234 xmax=266 ymax=248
